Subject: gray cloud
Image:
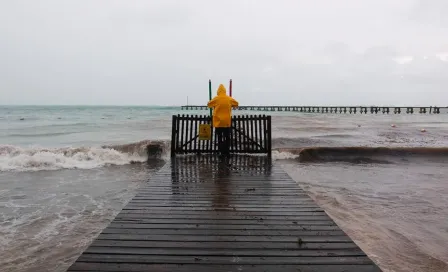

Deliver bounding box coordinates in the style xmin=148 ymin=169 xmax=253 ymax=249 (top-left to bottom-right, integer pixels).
xmin=1 ymin=0 xmax=447 ymax=106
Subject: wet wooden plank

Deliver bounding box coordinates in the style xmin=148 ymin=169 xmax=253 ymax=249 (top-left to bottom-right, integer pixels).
xmin=130 ymin=197 xmax=317 ymax=202
xmin=96 ymin=234 xmax=353 ymax=243
xmin=76 ymin=254 xmax=375 ymax=265
xmin=121 ymin=207 xmax=325 ymax=212
xmin=123 ymin=204 xmax=321 ymax=209
xmin=84 ymin=247 xmax=367 ymax=257
xmin=112 ymin=219 xmax=336 ymax=225
xmin=133 ymin=191 xmax=311 ymax=196
xmin=119 ymin=210 xmax=328 ymax=216
xmin=134 ymin=191 xmax=309 ymax=194
xmin=100 ymin=228 xmax=346 ymax=236
xmin=69 ymin=263 xmax=381 ymax=272
xmin=114 ymin=214 xmax=332 ymax=221
xmin=126 ymin=200 xmax=319 ymax=205
xmin=106 ymin=223 xmax=340 ymax=231
xmin=67 ymin=156 xmax=382 ymax=272
xmin=125 ymin=203 xmax=319 ymax=207
xmin=89 ymin=240 xmax=362 ymax=250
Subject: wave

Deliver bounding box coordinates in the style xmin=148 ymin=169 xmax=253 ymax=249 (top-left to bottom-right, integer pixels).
xmin=2 ymin=141 xmax=448 ymax=172
xmin=277 ymin=146 xmax=448 ymax=164
xmin=0 ymin=140 xmax=169 ymax=172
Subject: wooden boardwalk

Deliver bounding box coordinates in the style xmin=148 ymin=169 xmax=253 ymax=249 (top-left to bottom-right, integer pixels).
xmin=67 ymin=155 xmax=381 ymax=272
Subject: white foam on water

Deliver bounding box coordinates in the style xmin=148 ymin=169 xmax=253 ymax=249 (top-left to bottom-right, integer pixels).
xmin=271 ymin=150 xmax=300 ymax=160
xmin=0 ymin=144 xmax=148 ymax=172
xmin=0 ymin=141 xmax=301 ymax=172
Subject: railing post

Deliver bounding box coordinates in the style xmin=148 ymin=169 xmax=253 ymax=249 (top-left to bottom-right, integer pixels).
xmin=170 ymin=115 xmax=177 ymax=157
xmin=267 ymin=115 xmax=272 ymax=158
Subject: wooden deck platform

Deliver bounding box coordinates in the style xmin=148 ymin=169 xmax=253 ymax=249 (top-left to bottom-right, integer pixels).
xmin=67 ymin=155 xmax=382 ymax=272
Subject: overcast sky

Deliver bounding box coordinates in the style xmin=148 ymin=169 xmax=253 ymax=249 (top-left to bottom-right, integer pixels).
xmin=1 ymin=0 xmax=448 ymax=106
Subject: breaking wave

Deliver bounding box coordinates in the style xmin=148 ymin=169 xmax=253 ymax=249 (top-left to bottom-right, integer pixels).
xmin=2 ymin=140 xmax=448 ymax=172
xmin=0 ymin=140 xmax=169 ymax=172
xmin=277 ymin=146 xmax=448 ymax=164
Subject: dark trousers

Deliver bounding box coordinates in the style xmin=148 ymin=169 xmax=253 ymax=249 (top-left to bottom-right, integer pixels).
xmin=215 ymin=127 xmax=231 ymax=156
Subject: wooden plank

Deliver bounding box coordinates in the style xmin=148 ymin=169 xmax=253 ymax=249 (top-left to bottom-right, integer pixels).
xmin=130 ymin=196 xmax=315 ymax=200
xmin=125 ymin=201 xmax=319 ymax=205
xmin=188 ymin=114 xmax=193 ymax=152
xmin=170 ymin=115 xmax=177 ymax=157
xmin=84 ymin=247 xmax=367 ymax=257
xmin=100 ymin=228 xmax=346 ymax=236
xmin=75 ymin=254 xmax=375 ymax=265
xmin=123 ymin=204 xmax=324 ymax=208
xmin=130 ymin=197 xmax=317 ymax=201
xmin=89 ymin=240 xmax=361 ymax=249
xmin=241 ymin=115 xmax=247 ymax=150
xmin=119 ymin=210 xmax=327 ymax=216
xmin=136 ymin=185 xmax=304 ymax=188
xmin=96 ymin=234 xmax=352 ymax=243
xmin=114 ymin=214 xmax=332 ymax=221
xmin=142 ymin=183 xmax=299 ymax=186
xmin=237 ymin=116 xmax=243 ymax=152
xmin=125 ymin=202 xmax=318 ymax=206
xmin=185 ymin=113 xmax=190 ymax=151
xmin=200 ymin=116 xmax=206 ymax=152
xmin=136 ymin=187 xmax=306 ymax=190
xmin=133 ymin=192 xmax=313 ymax=196
xmin=206 ymin=115 xmax=213 ymax=151
xmin=196 ymin=116 xmax=202 ymax=152
xmin=258 ymin=114 xmax=263 ymax=150
xmin=69 ymin=263 xmax=381 ymax=272
xmin=134 ymin=189 xmax=310 ymax=193
xmin=250 ymin=114 xmax=255 ymax=150
xmin=141 ymin=181 xmax=298 ymax=184
xmin=267 ymin=115 xmax=272 ymax=156
xmin=175 ymin=115 xmax=181 ymax=154
xmin=134 ymin=193 xmax=310 ymax=197
xmin=254 ymin=115 xmax=259 ymax=150
xmin=135 ymin=189 xmax=311 ymax=193
xmin=128 ymin=196 xmax=316 ymax=201
xmin=193 ymin=115 xmax=198 ymax=153
xmin=114 ymin=215 xmax=331 ymax=222
xmin=121 ymin=207 xmax=326 ymax=212
xmin=106 ymin=223 xmax=340 ymax=231
xmin=112 ymin=219 xmax=337 ymax=226
xmin=180 ymin=114 xmax=185 ymax=153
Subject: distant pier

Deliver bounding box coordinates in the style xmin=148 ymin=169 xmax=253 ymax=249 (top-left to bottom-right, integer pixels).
xmin=181 ymin=105 xmax=444 ymax=114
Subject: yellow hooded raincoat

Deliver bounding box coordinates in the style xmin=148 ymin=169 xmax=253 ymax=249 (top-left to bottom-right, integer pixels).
xmin=207 ymin=84 xmax=239 ymax=128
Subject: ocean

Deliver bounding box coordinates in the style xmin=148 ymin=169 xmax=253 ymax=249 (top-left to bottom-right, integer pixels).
xmin=1 ymin=105 xmax=448 ymax=272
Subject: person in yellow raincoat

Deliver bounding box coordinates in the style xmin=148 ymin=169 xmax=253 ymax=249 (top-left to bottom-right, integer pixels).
xmin=207 ymin=84 xmax=239 ymax=156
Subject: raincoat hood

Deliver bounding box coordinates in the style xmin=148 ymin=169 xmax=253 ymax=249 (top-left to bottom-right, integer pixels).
xmin=217 ymin=84 xmax=226 ymax=96
xmin=207 ymin=83 xmax=239 ymax=128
